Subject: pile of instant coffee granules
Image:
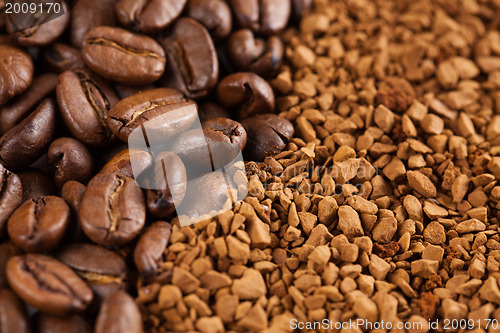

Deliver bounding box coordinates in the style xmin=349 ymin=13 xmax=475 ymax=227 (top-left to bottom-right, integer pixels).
xmin=138 ymin=0 xmax=500 ymax=332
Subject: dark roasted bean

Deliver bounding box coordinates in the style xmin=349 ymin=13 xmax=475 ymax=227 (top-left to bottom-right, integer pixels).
xmin=100 ymin=148 xmax=153 ymax=178
xmin=0 ymin=45 xmax=33 ymax=107
xmin=71 ymin=0 xmax=118 ymax=48
xmin=0 ymin=163 xmax=22 ymax=236
xmin=95 ymin=291 xmax=143 ymax=333
xmin=34 ymin=312 xmax=92 ymax=333
xmin=186 ymin=0 xmax=232 ymax=40
xmin=42 ymin=43 xmax=86 ymax=73
xmin=6 ymin=254 xmax=93 ymax=315
xmin=0 ymin=288 xmax=30 ymax=333
xmin=198 ymin=102 xmax=230 ymax=122
xmin=229 ymin=0 xmax=291 ymax=35
xmin=48 ymin=138 xmax=94 ymax=188
xmin=7 ymin=196 xmax=70 ymax=252
xmin=79 ymin=173 xmax=146 ymax=246
xmin=0 ymin=242 xmax=22 ymax=288
xmin=61 ymin=181 xmax=88 ymax=242
xmin=17 ymin=169 xmax=57 ymax=202
xmin=82 ymin=26 xmax=166 ymax=85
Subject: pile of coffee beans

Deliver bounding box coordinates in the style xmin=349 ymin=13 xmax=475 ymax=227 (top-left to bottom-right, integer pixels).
xmin=0 ymin=0 xmax=308 ymax=331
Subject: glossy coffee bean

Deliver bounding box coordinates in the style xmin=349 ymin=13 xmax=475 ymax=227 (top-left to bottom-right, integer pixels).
xmin=142 ymin=152 xmax=187 ymax=219
xmin=95 ymin=291 xmax=143 ymax=333
xmin=115 ymin=0 xmax=187 ymax=33
xmin=7 ymin=196 xmax=70 ymax=252
xmin=0 ymin=288 xmax=30 ymax=333
xmin=57 ymin=69 xmax=118 ymax=146
xmin=133 ymin=221 xmax=172 ymax=282
xmin=217 ymin=72 xmax=275 ymax=119
xmin=71 ymin=0 xmax=118 ymax=48
xmin=57 ymin=243 xmax=129 ymax=306
xmin=82 ymin=26 xmax=166 ymax=85
xmin=107 ymin=88 xmax=198 ymax=142
xmin=230 ymin=0 xmax=291 ymax=35
xmin=202 ymin=117 xmax=248 ymax=152
xmin=187 ymin=0 xmax=232 ymax=40
xmin=100 ymin=148 xmax=153 ymax=178
xmin=48 ymin=137 xmax=94 ymax=188
xmin=0 ymin=45 xmax=34 ymax=106
xmin=6 ymin=254 xmax=93 ymax=316
xmin=198 ymin=102 xmax=230 ymax=122
xmin=0 ymin=242 xmax=22 ymax=288
xmin=161 ymin=18 xmax=218 ymax=99
xmin=42 ymin=43 xmax=85 ymax=73
xmin=0 ymin=164 xmax=22 ymax=237
xmin=0 ymin=98 xmax=56 ymax=170
xmin=0 ymin=73 xmax=58 ymax=135
xmin=61 ymin=181 xmax=88 ymax=242
xmin=79 ymin=173 xmax=146 ymax=246
xmin=227 ymin=29 xmax=284 ymax=78
xmin=6 ymin=1 xmax=69 ymax=46
xmin=18 ymin=169 xmax=57 ymax=202
xmin=241 ymin=113 xmax=294 ymax=161
xmin=34 ymin=312 xmax=92 ymax=333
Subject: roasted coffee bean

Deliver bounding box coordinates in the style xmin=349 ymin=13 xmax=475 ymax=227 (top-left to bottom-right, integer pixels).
xmin=95 ymin=291 xmax=143 ymax=333
xmin=186 ymin=0 xmax=232 ymax=40
xmin=0 ymin=288 xmax=30 ymax=333
xmin=18 ymin=168 xmax=57 ymax=202
xmin=0 ymin=73 xmax=58 ymax=135
xmin=161 ymin=18 xmax=218 ymax=99
xmin=6 ymin=254 xmax=93 ymax=315
xmin=71 ymin=0 xmax=118 ymax=48
xmin=229 ymin=0 xmax=291 ymax=35
xmin=0 ymin=45 xmax=34 ymax=106
xmin=61 ymin=181 xmax=88 ymax=242
xmin=57 ymin=243 xmax=129 ymax=307
xmin=42 ymin=43 xmax=85 ymax=73
xmin=6 ymin=1 xmax=69 ymax=46
xmin=227 ymin=29 xmax=284 ymax=77
xmin=48 ymin=138 xmax=94 ymax=188
xmin=0 ymin=242 xmax=22 ymax=288
xmin=115 ymin=0 xmax=187 ymax=33
xmin=107 ymin=88 xmax=198 ymax=142
xmin=79 ymin=173 xmax=146 ymax=246
xmin=0 ymin=98 xmax=56 ymax=170
xmin=133 ymin=221 xmax=172 ymax=282
xmin=203 ymin=118 xmax=248 ymax=151
xmin=34 ymin=312 xmax=92 ymax=333
xmin=198 ymin=102 xmax=230 ymax=122
xmin=217 ymin=72 xmax=275 ymax=119
xmin=241 ymin=113 xmax=294 ymax=161
xmin=142 ymin=152 xmax=187 ymax=219
xmin=100 ymin=148 xmax=153 ymax=178
xmin=7 ymin=196 xmax=70 ymax=252
xmin=57 ymin=69 xmax=118 ymax=146
xmin=82 ymin=26 xmax=166 ymax=85
xmin=0 ymin=163 xmax=22 ymax=236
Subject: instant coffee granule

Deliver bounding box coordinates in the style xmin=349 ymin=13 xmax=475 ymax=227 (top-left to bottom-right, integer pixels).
xmin=137 ymin=0 xmax=500 ymax=332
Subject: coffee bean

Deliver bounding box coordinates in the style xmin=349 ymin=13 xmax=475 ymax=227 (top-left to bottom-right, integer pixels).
xmin=6 ymin=0 xmax=69 ymax=46
xmin=17 ymin=168 xmax=57 ymax=202
xmin=202 ymin=117 xmax=248 ymax=152
xmin=0 ymin=98 xmax=56 ymax=170
xmin=100 ymin=148 xmax=153 ymax=178
xmin=95 ymin=291 xmax=143 ymax=333
xmin=57 ymin=243 xmax=129 ymax=306
xmin=0 ymin=288 xmax=30 ymax=333
xmin=240 ymin=113 xmax=294 ymax=161
xmin=107 ymin=88 xmax=198 ymax=142
xmin=198 ymin=102 xmax=230 ymax=122
xmin=0 ymin=73 xmax=58 ymax=135
xmin=115 ymin=0 xmax=187 ymax=33
xmin=71 ymin=0 xmax=118 ymax=48
xmin=142 ymin=152 xmax=187 ymax=219
xmin=227 ymin=29 xmax=284 ymax=78
xmin=186 ymin=0 xmax=232 ymax=40
xmin=217 ymin=72 xmax=275 ymax=119
xmin=6 ymin=254 xmax=93 ymax=315
xmin=34 ymin=312 xmax=92 ymax=333
xmin=229 ymin=0 xmax=291 ymax=35
xmin=0 ymin=45 xmax=34 ymax=106
xmin=48 ymin=137 xmax=94 ymax=188
xmin=161 ymin=18 xmax=219 ymax=99
xmin=57 ymin=69 xmax=118 ymax=146
xmin=42 ymin=43 xmax=86 ymax=73
xmin=0 ymin=242 xmax=22 ymax=288
xmin=7 ymin=196 xmax=70 ymax=252
xmin=133 ymin=221 xmax=171 ymax=282
xmin=0 ymin=163 xmax=22 ymax=236
xmin=82 ymin=26 xmax=166 ymax=85
xmin=61 ymin=181 xmax=88 ymax=242
xmin=79 ymin=173 xmax=146 ymax=246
